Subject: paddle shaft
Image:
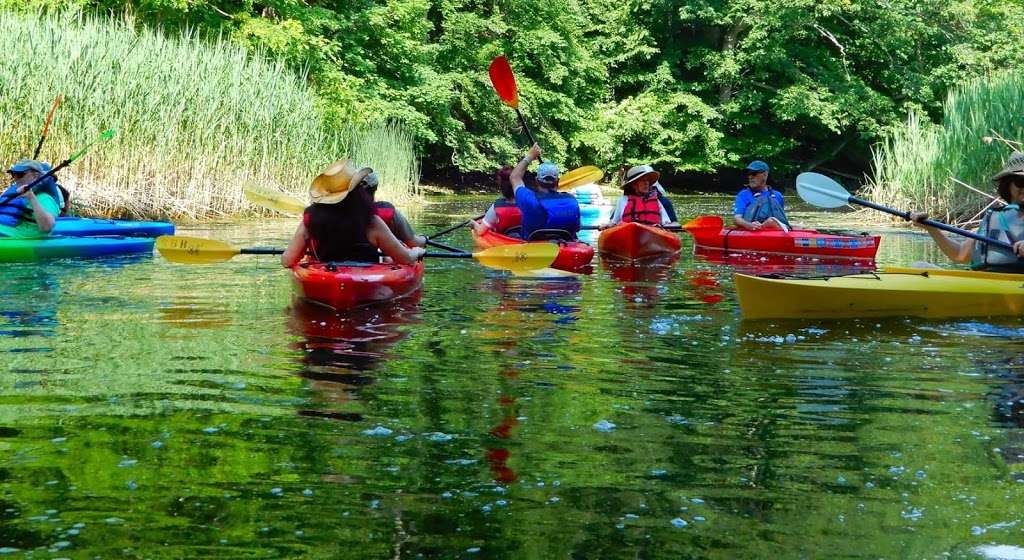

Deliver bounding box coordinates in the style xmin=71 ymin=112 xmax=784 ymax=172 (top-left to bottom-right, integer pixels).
xmin=426 ymin=215 xmax=484 ymax=239
xmin=1 ymin=129 xmax=113 ymax=206
xmin=0 ymin=155 xmax=74 ymax=207
xmin=849 ymin=194 xmax=1016 ymax=251
xmin=240 ymin=247 xmax=472 ymax=259
xmin=514 ymin=108 xmax=538 ymax=146
xmin=426 ymin=239 xmax=464 ymax=253
xmin=581 ymin=224 xmax=683 ymax=232
xmin=32 ymin=94 xmax=63 ymax=160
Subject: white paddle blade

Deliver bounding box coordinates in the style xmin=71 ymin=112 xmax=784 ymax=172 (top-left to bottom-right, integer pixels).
xmin=796 ymin=172 xmax=851 ymax=209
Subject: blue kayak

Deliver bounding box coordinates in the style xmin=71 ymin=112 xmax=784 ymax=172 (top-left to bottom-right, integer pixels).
xmin=53 ymin=217 xmax=175 ymax=237
xmin=0 ymin=236 xmax=155 ymax=263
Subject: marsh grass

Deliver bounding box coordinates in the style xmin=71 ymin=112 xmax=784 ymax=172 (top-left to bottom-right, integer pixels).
xmin=866 ymin=73 xmax=1024 ymax=224
xmin=0 ymin=10 xmax=419 ymax=220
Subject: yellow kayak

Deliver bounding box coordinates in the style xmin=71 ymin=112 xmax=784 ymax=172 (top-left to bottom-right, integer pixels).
xmin=735 ymin=267 xmax=1024 ymax=319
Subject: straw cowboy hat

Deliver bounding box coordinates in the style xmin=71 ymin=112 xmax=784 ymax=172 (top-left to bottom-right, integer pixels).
xmin=622 ymin=164 xmax=660 ymax=187
xmin=992 ymin=151 xmax=1024 ymax=183
xmin=310 ymin=159 xmax=373 ymax=204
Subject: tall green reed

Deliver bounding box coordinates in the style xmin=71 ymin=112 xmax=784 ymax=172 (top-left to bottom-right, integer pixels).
xmin=867 ymin=72 xmax=1024 ymax=224
xmin=0 ymin=11 xmax=419 ymax=220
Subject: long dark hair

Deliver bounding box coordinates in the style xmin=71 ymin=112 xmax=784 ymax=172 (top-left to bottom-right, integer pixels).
xmin=997 ymin=175 xmax=1024 ymax=204
xmin=304 ymin=184 xmax=375 ymax=256
xmin=497 ymin=165 xmax=514 ymax=200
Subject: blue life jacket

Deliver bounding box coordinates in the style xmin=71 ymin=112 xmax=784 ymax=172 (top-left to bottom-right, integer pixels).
xmin=0 ymin=185 xmax=32 ymax=227
xmin=524 ymin=191 xmax=580 ymax=239
xmin=741 ymin=188 xmax=789 ymax=227
xmin=971 ymin=205 xmax=1024 ymax=272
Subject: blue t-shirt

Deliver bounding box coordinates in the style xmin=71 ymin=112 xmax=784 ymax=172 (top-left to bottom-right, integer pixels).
xmin=733 ymin=188 xmax=784 ymax=217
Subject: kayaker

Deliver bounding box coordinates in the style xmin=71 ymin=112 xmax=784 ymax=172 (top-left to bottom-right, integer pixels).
xmin=606 ymin=164 xmax=679 ymax=227
xmin=363 ymin=171 xmax=427 ymax=248
xmin=733 ymin=160 xmax=790 ymax=231
xmin=909 ymin=151 xmax=1024 ymax=269
xmin=471 ymin=165 xmax=523 ymax=237
xmin=509 ymin=144 xmax=581 ymax=241
xmin=281 ymin=159 xmax=426 ymax=267
xmin=0 ymin=159 xmax=60 ymax=238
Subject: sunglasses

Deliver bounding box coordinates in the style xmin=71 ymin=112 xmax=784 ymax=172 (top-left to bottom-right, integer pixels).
xmin=746 ymin=170 xmax=765 ymax=176
xmin=9 ymin=171 xmax=27 ymax=179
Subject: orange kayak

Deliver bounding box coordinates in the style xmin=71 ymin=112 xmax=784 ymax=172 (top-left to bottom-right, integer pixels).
xmin=291 ymin=260 xmax=424 ymax=310
xmin=598 ymin=222 xmax=681 ymax=260
xmin=471 ymin=227 xmax=594 ymax=271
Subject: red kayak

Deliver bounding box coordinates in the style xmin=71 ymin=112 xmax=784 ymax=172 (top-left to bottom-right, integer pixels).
xmin=598 ymin=222 xmax=681 ymax=260
xmin=683 ymin=215 xmax=879 ymax=261
xmin=472 ymin=226 xmax=594 ymax=271
xmin=291 ymin=260 xmax=425 ymax=310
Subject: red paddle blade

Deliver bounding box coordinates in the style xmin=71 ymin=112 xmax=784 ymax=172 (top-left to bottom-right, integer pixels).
xmin=489 ymin=56 xmax=519 ymax=108
xmin=683 ymin=215 xmax=724 ymax=231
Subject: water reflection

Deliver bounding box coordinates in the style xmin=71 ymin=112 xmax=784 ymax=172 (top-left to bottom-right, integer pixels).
xmin=288 ymin=294 xmax=422 ymax=421
xmin=601 ymin=254 xmax=679 ymax=308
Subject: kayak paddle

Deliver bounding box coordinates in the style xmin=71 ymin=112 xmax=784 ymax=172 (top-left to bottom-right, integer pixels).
xmin=243 ymin=185 xmax=464 ymax=253
xmin=489 ymin=56 xmax=538 ymax=147
xmin=0 ymin=128 xmax=116 ymax=207
xmin=32 ymin=93 xmax=63 ymax=160
xmin=155 ymin=235 xmax=559 ymax=271
xmin=558 ymin=166 xmax=603 ymax=192
xmin=243 ymin=185 xmax=306 ymax=215
xmin=796 ymin=172 xmax=1017 ymax=252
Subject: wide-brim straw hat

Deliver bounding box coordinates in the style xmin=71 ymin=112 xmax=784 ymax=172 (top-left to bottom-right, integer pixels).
xmin=992 ymin=151 xmax=1024 ymax=183
xmin=310 ymin=159 xmax=373 ymax=204
xmin=622 ymin=164 xmax=660 ymax=187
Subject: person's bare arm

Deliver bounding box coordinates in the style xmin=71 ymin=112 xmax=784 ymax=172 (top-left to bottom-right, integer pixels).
xmin=510 ymin=143 xmax=541 ymax=188
xmin=281 ymin=222 xmax=308 ymax=267
xmin=909 ymin=212 xmax=972 ymax=263
xmin=368 ymin=217 xmax=426 ymax=264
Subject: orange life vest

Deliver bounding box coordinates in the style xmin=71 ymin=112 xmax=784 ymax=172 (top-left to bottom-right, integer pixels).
xmin=622 ymin=194 xmax=662 ymax=225
xmin=492 ymin=198 xmax=522 ymax=234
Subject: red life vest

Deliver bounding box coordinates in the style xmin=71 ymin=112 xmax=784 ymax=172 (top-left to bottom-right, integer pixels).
xmin=622 ymin=194 xmax=662 ymax=225
xmin=492 ymin=198 xmax=522 ymax=234
xmin=374 ymin=201 xmax=396 ymax=229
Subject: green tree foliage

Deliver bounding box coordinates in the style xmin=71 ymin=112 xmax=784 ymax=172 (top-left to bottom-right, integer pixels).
xmin=5 ymin=0 xmax=1023 ymax=177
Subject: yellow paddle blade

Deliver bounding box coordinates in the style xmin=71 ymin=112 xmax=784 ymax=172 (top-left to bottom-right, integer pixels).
xmin=558 ymin=165 xmax=604 ymax=191
xmin=156 ymin=235 xmax=241 ymax=264
xmin=244 ymin=185 xmax=306 ymax=215
xmin=473 ymin=243 xmax=560 ymax=272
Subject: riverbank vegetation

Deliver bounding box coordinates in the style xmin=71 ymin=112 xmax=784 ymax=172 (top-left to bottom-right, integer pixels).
xmin=0 ymin=11 xmax=418 ymax=219
xmin=3 ymin=0 xmax=1023 ymax=184
xmin=866 ymin=73 xmax=1024 ymax=224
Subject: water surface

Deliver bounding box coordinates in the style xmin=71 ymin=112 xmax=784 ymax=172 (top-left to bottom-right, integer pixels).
xmin=0 ymin=195 xmax=1021 ymax=559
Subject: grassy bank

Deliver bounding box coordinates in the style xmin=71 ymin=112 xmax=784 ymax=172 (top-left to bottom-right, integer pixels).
xmin=0 ymin=11 xmax=419 ymax=220
xmin=866 ymin=72 xmax=1024 ymax=224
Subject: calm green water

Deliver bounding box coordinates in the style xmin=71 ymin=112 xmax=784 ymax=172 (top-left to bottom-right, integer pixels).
xmin=1 ymin=196 xmax=1023 ymax=559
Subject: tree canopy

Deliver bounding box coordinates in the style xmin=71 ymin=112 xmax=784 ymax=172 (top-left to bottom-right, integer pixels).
xmin=14 ymin=0 xmax=1024 ymax=179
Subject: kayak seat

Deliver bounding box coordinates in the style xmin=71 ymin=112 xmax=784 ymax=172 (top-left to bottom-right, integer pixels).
xmin=498 ymin=225 xmax=522 ymax=238
xmin=527 ymin=229 xmax=575 ymax=242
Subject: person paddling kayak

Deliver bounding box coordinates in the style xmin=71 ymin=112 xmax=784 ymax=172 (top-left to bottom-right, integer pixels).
xmin=606 ymin=164 xmax=678 ymax=228
xmin=509 ymin=144 xmax=581 ymax=241
xmin=733 ymin=160 xmax=790 ymax=231
xmin=363 ymin=171 xmax=426 ymax=248
xmin=281 ymin=159 xmax=426 ymax=267
xmin=909 ymin=152 xmax=1024 ymax=270
xmin=0 ymin=160 xmax=61 ymax=238
xmin=471 ymin=165 xmax=522 ymax=237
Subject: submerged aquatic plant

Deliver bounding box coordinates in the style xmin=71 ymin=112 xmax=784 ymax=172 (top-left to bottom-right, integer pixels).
xmin=866 ymin=72 xmax=1024 ymax=224
xmin=0 ymin=11 xmax=419 ymax=220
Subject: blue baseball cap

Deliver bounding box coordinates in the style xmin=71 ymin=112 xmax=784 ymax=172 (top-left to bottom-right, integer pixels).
xmin=536 ymin=162 xmax=559 ymax=186
xmin=8 ymin=159 xmax=48 ymax=174
xmin=745 ymin=160 xmax=769 ymax=173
